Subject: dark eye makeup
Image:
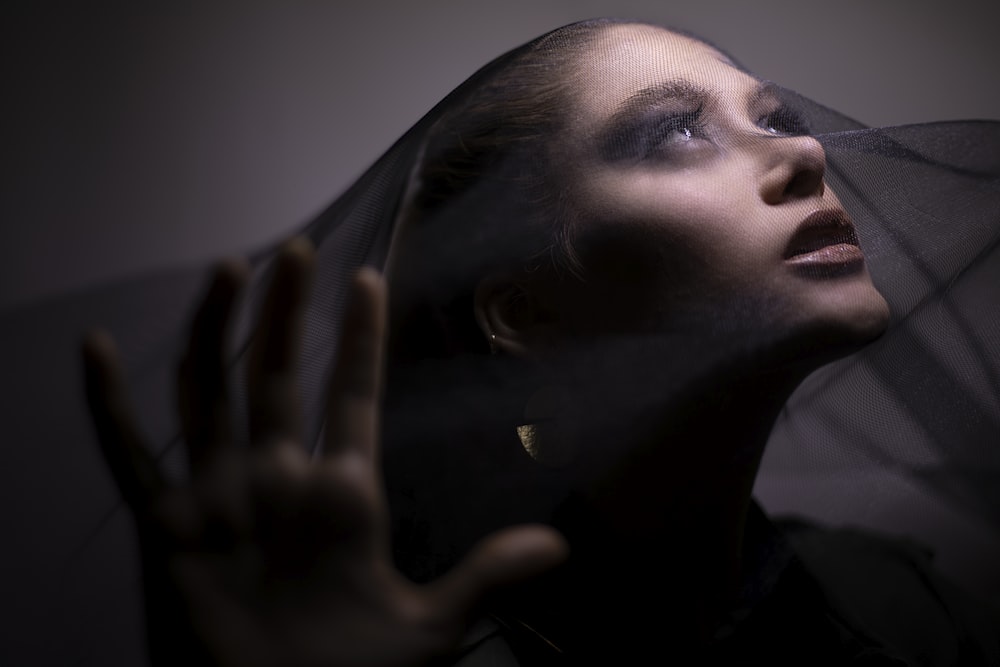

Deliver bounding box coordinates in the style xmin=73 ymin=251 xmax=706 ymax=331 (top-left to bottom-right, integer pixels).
xmin=599 ymin=90 xmax=812 ymax=164
xmin=646 ymin=105 xmax=707 ymax=154
xmin=600 ymin=104 xmax=707 ymax=162
xmin=757 ymin=105 xmax=810 ymax=137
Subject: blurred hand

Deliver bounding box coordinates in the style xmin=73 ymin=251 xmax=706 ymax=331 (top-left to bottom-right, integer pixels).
xmin=82 ymin=237 xmax=567 ymax=667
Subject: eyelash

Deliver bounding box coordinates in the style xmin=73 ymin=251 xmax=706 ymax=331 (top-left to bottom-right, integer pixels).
xmin=648 ymin=106 xmax=707 ymax=153
xmin=642 ymin=104 xmax=811 ymax=159
xmin=757 ymin=106 xmax=810 ymax=136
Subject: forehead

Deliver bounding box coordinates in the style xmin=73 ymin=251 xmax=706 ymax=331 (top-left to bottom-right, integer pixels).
xmin=568 ymin=24 xmax=762 ymax=121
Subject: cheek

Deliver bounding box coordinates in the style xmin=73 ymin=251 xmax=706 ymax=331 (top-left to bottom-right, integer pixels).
xmin=570 ymin=170 xmax=771 ymax=295
xmin=564 ymin=210 xmax=772 ymax=336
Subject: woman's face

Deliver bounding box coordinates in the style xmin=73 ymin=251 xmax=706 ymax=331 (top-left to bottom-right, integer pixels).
xmin=540 ymin=24 xmax=889 ymax=363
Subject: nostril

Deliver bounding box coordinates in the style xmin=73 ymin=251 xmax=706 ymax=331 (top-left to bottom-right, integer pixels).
xmin=783 ymin=168 xmax=825 ymax=200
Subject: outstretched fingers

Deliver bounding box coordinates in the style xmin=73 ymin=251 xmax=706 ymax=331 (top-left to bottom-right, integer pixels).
xmin=82 ymin=330 xmax=164 ymax=509
xmin=246 ymin=237 xmax=315 ymax=450
xmin=177 ymin=259 xmax=249 ymax=470
xmin=322 ymin=267 xmax=387 ymax=464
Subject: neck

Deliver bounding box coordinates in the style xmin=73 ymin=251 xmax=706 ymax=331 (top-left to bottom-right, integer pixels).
xmin=504 ymin=358 xmax=810 ymax=656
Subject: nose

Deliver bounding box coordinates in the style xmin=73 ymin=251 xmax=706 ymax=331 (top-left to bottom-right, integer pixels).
xmin=757 ymin=134 xmax=827 ymax=204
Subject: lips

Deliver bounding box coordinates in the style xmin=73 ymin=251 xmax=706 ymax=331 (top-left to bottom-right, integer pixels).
xmin=784 ymin=209 xmax=861 ymax=260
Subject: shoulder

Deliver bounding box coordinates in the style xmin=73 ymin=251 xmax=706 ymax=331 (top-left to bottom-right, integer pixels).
xmin=777 ymin=516 xmax=1000 ymax=666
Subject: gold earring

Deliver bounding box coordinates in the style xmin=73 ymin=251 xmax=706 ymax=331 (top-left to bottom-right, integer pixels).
xmin=516 ymin=385 xmax=577 ymax=468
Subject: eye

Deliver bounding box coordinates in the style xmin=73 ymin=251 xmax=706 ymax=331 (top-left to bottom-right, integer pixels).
xmin=758 ymin=106 xmax=809 ymax=137
xmin=648 ymin=108 xmax=706 ymax=154
xmin=662 ymin=116 xmax=697 ymax=139
xmin=600 ymin=105 xmax=710 ymax=163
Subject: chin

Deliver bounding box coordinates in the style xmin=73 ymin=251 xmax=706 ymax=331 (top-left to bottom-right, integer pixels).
xmin=787 ymin=278 xmax=891 ymax=366
xmin=745 ymin=271 xmax=889 ymax=376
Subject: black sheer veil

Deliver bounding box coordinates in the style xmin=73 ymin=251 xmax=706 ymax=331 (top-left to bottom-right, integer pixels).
xmin=1 ymin=17 xmax=998 ymax=665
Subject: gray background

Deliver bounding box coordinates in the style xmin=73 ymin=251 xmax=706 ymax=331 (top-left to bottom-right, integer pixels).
xmin=4 ymin=0 xmax=1000 ymax=311
xmin=2 ymin=3 xmax=999 ymax=664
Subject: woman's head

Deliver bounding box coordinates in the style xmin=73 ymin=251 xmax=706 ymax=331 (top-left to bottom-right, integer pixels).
xmin=388 ymin=20 xmax=889 ymax=374
xmin=380 ymin=18 xmax=893 ymax=581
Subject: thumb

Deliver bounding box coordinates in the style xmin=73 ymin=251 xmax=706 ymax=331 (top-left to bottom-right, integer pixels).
xmin=426 ymin=524 xmax=568 ymax=622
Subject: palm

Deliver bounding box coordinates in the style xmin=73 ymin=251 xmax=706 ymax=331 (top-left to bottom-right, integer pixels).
xmin=82 ymin=239 xmax=565 ymax=667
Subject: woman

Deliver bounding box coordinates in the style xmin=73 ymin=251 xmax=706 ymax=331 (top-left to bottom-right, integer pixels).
xmin=81 ymin=19 xmax=1000 ymax=665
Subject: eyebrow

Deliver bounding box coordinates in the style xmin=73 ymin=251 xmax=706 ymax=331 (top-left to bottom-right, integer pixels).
xmin=608 ymin=79 xmax=708 ymax=128
xmin=747 ymin=80 xmax=783 ymax=109
xmin=609 ymin=78 xmax=782 ymax=128
xmin=596 ymin=78 xmax=786 ymax=162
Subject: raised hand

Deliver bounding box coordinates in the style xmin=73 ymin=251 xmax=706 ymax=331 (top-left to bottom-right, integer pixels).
xmin=82 ymin=237 xmax=567 ymax=667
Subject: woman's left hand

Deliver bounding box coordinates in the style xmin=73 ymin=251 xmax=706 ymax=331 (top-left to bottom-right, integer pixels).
xmin=82 ymin=238 xmax=567 ymax=666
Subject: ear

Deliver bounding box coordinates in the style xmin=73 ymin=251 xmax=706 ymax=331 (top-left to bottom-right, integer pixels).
xmin=474 ymin=275 xmax=556 ymax=358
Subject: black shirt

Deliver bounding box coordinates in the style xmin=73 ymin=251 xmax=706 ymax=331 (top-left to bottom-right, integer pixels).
xmin=449 ymin=504 xmax=1000 ymax=665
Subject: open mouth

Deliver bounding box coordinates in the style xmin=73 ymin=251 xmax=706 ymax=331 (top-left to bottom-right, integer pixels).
xmin=784 ymin=209 xmax=864 ymax=270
